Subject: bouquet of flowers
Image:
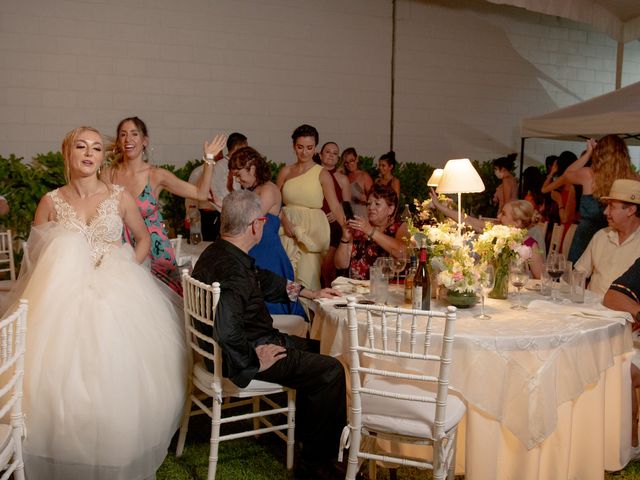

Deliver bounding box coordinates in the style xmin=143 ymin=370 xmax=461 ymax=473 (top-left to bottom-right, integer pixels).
xmin=413 ymin=194 xmax=456 ymax=226
xmin=472 ymin=224 xmax=529 ymax=299
xmin=411 ymin=221 xmax=479 ymax=294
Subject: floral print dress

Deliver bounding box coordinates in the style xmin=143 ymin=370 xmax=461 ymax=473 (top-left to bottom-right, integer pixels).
xmin=124 ymin=180 xmax=181 ymax=294
xmin=349 ymin=221 xmax=402 ymax=280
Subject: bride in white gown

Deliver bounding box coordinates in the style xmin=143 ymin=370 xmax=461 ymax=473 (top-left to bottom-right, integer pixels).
xmin=8 ymin=126 xmax=186 ymax=480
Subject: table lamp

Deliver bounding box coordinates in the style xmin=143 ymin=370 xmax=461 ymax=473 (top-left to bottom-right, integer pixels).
xmin=427 ymin=168 xmax=444 ymax=187
xmin=436 ymin=158 xmax=485 ymax=231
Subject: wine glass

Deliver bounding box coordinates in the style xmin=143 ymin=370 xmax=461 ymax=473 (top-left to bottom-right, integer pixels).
xmin=390 ymin=250 xmax=407 ymax=287
xmin=546 ymin=253 xmax=566 ymax=302
xmin=510 ymin=260 xmax=529 ymax=310
xmin=474 ymin=264 xmax=495 ymax=319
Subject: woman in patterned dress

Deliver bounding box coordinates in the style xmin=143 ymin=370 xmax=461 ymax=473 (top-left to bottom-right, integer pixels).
xmin=335 ymin=183 xmax=408 ymax=280
xmin=102 ymin=116 xmax=225 ymax=293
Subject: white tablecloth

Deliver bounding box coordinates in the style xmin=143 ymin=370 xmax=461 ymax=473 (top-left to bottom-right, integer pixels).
xmin=313 ymin=288 xmax=634 ymax=479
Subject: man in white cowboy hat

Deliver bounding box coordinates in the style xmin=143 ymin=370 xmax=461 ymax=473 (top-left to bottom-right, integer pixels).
xmin=575 ymin=178 xmax=640 ymax=294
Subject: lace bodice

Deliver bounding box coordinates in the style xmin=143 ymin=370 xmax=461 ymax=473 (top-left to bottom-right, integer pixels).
xmin=49 ymin=186 xmax=124 ymax=266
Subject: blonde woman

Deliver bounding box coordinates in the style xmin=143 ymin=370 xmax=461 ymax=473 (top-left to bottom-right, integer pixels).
xmin=543 ymin=135 xmax=635 ymax=262
xmin=14 ymin=126 xmax=185 ymax=480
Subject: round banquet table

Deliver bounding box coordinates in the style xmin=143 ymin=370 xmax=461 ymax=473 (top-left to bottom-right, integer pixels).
xmin=311 ymin=286 xmax=634 ymax=480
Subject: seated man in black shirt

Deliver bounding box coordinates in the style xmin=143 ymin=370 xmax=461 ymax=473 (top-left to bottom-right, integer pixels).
xmin=192 ymin=189 xmax=347 ymax=479
xmin=604 ymin=257 xmax=640 ymax=453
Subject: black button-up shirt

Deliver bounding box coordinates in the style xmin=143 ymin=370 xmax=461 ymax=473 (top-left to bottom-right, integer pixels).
xmin=610 ymin=256 xmax=640 ymax=303
xmin=192 ymin=239 xmax=292 ymax=387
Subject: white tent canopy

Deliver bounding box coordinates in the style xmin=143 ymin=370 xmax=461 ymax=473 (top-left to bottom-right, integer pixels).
xmin=520 ymin=80 xmax=640 ymax=143
xmin=486 ymin=0 xmax=640 ymax=42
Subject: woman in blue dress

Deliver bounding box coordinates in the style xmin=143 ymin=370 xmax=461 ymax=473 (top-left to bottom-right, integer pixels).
xmin=228 ymin=146 xmax=307 ymax=319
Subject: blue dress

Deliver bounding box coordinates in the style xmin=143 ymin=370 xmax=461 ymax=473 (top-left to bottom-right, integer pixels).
xmin=249 ymin=213 xmax=308 ymax=319
xmin=568 ymin=194 xmax=607 ymax=263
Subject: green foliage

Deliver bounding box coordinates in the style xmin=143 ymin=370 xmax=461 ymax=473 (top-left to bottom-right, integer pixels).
xmin=466 ymin=159 xmax=500 ymax=219
xmin=0 ymin=152 xmax=65 ymax=240
xmin=268 ymin=160 xmax=286 ymax=182
xmin=158 ymin=159 xmax=201 ymax=238
xmin=396 ymin=162 xmax=435 ymax=209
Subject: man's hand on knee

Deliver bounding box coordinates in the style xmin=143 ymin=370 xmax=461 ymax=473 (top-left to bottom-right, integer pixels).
xmin=256 ymin=344 xmax=287 ymax=372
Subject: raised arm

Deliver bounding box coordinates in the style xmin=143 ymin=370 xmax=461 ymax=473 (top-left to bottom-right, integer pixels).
xmin=430 ymin=189 xmax=484 ymax=232
xmin=566 ymin=138 xmax=596 ymax=173
xmin=157 ymin=133 xmax=226 ymax=200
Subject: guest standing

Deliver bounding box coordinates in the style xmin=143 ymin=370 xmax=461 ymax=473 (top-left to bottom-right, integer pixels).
xmin=492 ymin=154 xmax=518 ymax=215
xmin=342 ymin=147 xmax=373 ymax=219
xmin=375 ymin=151 xmax=401 ymax=198
xmin=10 ymin=126 xmax=185 ymax=480
xmin=103 ymin=116 xmax=225 ymax=293
xmin=316 ymin=141 xmax=351 ymax=287
xmin=277 ymin=124 xmax=345 ymax=295
xmin=185 ymin=132 xmax=246 ymax=241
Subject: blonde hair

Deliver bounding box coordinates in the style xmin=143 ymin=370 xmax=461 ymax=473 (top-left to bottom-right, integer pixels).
xmin=506 ymin=200 xmax=540 ymax=228
xmin=592 ymin=135 xmax=634 ymax=199
xmin=61 ymin=126 xmax=103 ymax=182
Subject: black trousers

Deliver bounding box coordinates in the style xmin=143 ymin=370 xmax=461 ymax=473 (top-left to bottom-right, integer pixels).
xmin=255 ymin=336 xmax=346 ymax=463
xmin=200 ymin=209 xmax=221 ymax=242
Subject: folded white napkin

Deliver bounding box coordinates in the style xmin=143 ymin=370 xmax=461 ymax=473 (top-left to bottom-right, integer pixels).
xmin=527 ymin=299 xmax=633 ymax=325
xmin=331 ymin=276 xmax=369 ymax=287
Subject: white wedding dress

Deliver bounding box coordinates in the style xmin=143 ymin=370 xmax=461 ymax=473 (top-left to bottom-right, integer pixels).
xmin=10 ymin=186 xmax=186 ymax=480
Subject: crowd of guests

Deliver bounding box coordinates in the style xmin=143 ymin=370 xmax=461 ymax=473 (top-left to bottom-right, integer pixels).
xmin=3 ymin=117 xmax=640 ymax=479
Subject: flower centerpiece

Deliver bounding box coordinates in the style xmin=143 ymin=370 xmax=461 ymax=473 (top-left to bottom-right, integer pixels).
xmin=472 ymin=224 xmax=529 ymax=299
xmin=413 ymin=194 xmax=456 ymax=226
xmin=410 ymin=220 xmax=480 ymax=307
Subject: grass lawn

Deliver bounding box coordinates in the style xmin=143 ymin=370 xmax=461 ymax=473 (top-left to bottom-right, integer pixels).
xmin=159 ymin=414 xmax=640 ymax=480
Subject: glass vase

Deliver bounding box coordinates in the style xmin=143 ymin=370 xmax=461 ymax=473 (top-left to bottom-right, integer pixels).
xmin=446 ymin=289 xmax=478 ymax=309
xmin=488 ymin=255 xmax=510 ymax=300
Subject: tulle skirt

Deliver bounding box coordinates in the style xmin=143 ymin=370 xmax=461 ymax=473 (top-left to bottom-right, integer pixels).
xmin=8 ymin=224 xmax=186 ymax=480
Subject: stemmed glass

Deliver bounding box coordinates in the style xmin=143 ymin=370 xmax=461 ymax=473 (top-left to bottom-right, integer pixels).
xmin=510 ymin=260 xmax=529 ymax=310
xmin=474 ymin=264 xmax=495 ymax=319
xmin=547 ymin=253 xmax=566 ymax=302
xmin=390 ymin=249 xmax=407 ymax=287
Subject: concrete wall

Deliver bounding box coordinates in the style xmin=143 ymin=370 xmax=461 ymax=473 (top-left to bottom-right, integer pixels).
xmin=1 ymin=0 xmax=639 ymax=169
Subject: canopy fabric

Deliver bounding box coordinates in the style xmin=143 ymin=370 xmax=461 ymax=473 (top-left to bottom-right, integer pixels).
xmin=520 ymin=80 xmax=640 ymax=144
xmin=486 ymin=0 xmax=640 ymax=42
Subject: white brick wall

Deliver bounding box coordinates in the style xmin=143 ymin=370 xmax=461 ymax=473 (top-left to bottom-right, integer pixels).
xmin=0 ymin=0 xmax=638 ymax=170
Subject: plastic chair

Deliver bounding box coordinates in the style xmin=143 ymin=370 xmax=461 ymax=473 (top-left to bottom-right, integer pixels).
xmin=0 ymin=231 xmax=16 ymax=292
xmin=0 ymin=299 xmax=27 ymax=480
xmin=176 ymin=271 xmax=296 ymax=480
xmin=339 ymin=298 xmax=464 ymax=480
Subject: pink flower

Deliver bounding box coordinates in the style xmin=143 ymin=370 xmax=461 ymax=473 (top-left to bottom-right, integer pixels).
xmin=516 ymin=244 xmax=532 ymax=260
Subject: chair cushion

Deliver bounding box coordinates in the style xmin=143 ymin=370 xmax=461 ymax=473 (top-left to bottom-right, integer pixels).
xmin=193 ymin=361 xmax=285 ymax=397
xmin=272 ymin=314 xmax=308 ymax=338
xmin=359 ymin=375 xmax=466 ymax=439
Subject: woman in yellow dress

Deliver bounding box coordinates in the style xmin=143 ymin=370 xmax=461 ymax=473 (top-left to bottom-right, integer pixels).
xmin=277 ymin=124 xmax=345 ymax=294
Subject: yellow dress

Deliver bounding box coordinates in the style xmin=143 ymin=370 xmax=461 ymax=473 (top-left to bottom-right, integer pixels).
xmin=280 ymin=164 xmax=330 ymax=292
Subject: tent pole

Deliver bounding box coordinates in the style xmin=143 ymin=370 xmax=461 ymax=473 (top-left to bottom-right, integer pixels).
xmin=615 ymin=42 xmax=624 ymax=90
xmin=519 ymin=137 xmax=526 ymax=197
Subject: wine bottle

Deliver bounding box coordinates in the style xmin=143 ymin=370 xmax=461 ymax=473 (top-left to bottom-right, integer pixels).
xmin=412 ymin=240 xmax=430 ymax=310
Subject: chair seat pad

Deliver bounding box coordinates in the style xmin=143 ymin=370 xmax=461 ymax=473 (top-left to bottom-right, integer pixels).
xmin=360 ymin=376 xmax=466 ymax=439
xmin=272 ymin=314 xmax=308 ymax=337
xmin=193 ymin=361 xmax=285 ymax=397
xmin=0 ymin=423 xmax=12 ymax=452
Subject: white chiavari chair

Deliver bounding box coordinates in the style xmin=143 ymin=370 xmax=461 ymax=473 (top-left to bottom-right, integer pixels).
xmin=176 ymin=271 xmax=296 ymax=480
xmin=0 ymin=231 xmax=16 ymax=292
xmin=0 ymin=299 xmax=27 ymax=480
xmin=339 ymin=298 xmax=464 ymax=480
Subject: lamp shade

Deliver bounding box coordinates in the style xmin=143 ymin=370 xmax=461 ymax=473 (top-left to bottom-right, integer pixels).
xmin=436 ymin=158 xmax=485 ymax=194
xmin=427 ymin=168 xmax=444 ymax=187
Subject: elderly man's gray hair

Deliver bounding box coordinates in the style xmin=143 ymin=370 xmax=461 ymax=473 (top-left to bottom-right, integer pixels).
xmin=221 ymin=190 xmax=262 ymax=236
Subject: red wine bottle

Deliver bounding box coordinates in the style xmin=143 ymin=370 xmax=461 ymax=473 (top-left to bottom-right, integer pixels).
xmin=412 ymin=240 xmax=430 ymax=310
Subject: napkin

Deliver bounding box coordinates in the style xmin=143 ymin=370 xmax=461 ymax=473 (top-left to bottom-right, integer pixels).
xmin=331 ymin=276 xmax=370 ymax=295
xmin=527 ymin=299 xmax=633 ymax=325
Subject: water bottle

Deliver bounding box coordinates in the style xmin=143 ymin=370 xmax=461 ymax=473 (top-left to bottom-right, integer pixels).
xmin=400 ymin=203 xmax=412 ymax=224
xmin=188 ymin=206 xmax=202 ymax=245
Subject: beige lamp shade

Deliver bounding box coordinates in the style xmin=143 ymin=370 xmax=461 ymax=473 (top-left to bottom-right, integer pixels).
xmin=427 ymin=168 xmax=444 ymax=187
xmin=436 ymin=158 xmax=485 ymax=194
